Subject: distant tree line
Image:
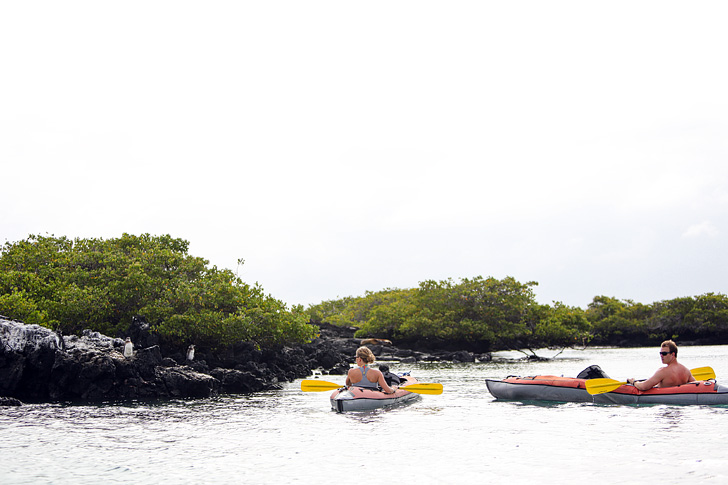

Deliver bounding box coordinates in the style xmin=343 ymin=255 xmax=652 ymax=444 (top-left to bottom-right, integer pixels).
xmin=0 ymin=234 xmax=317 ymax=352
xmin=585 ymin=294 xmax=728 ymax=346
xmin=307 ymin=278 xmax=728 ymax=353
xmin=3 ymin=234 xmax=727 ymax=356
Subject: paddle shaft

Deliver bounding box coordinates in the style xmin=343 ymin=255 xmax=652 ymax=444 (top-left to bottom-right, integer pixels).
xmin=300 ymin=379 xmax=443 ymax=395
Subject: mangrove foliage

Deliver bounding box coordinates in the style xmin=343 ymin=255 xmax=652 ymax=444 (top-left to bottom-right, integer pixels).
xmin=3 ymin=234 xmax=727 ymax=355
xmin=0 ymin=234 xmax=317 ymax=351
xmin=307 ymin=276 xmax=591 ymax=353
xmin=308 ymin=279 xmax=728 ymax=352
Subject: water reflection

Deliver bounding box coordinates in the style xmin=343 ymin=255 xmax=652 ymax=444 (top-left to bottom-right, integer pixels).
xmin=655 ymin=407 xmax=685 ymax=429
xmin=2 ymin=345 xmax=728 ymax=484
xmin=341 ymin=411 xmax=386 ymax=424
xmin=337 ymin=397 xmax=424 ymax=422
xmin=509 ymin=400 xmax=579 ymax=409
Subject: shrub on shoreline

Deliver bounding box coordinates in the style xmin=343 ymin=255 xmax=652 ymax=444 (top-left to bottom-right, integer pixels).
xmin=0 ymin=234 xmax=317 ymax=351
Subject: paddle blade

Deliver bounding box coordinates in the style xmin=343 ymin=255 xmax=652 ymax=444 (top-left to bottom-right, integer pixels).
xmin=401 ymin=383 xmax=444 ymax=395
xmin=691 ymin=366 xmax=716 ymax=381
xmin=301 ymin=379 xmax=342 ymax=392
xmin=585 ymin=378 xmax=628 ymax=395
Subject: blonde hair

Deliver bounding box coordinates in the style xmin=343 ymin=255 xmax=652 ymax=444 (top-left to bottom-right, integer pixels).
xmin=661 ymin=340 xmax=678 ymax=356
xmin=356 ymin=346 xmax=376 ymax=364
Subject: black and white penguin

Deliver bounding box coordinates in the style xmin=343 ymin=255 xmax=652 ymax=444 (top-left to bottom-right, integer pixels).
xmin=186 ymin=344 xmax=195 ymax=362
xmin=123 ymin=337 xmax=134 ymax=358
xmin=55 ymin=328 xmax=65 ymax=351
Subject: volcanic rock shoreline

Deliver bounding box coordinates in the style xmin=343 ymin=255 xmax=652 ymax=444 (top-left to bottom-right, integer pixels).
xmin=0 ymin=316 xmax=490 ymax=405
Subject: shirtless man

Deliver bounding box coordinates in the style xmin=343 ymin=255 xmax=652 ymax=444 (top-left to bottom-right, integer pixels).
xmin=627 ymin=340 xmax=695 ymax=390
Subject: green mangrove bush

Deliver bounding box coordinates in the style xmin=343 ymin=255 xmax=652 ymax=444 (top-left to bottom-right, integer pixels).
xmin=0 ymin=234 xmax=317 ymax=350
xmin=308 ymin=276 xmax=591 ymax=352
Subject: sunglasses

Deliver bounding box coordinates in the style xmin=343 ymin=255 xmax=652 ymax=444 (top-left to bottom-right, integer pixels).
xmin=659 ymin=351 xmax=673 ymax=356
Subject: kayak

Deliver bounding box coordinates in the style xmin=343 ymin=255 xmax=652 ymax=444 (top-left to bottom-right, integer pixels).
xmin=485 ymin=375 xmax=593 ymax=403
xmin=592 ymin=380 xmax=728 ymax=405
xmin=486 ymin=375 xmax=728 ymax=405
xmin=330 ymin=376 xmax=422 ymax=412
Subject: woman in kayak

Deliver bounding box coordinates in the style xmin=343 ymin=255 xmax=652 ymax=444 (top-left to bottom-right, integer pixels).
xmin=627 ymin=340 xmax=696 ymax=390
xmin=346 ymin=346 xmax=397 ymax=394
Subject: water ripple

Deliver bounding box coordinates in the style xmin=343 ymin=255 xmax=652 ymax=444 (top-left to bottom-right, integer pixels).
xmin=2 ymin=345 xmax=728 ymax=483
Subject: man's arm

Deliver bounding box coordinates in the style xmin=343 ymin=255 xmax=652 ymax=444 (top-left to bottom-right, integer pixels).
xmin=634 ymin=368 xmax=665 ymax=390
xmin=686 ymin=365 xmax=696 ymax=382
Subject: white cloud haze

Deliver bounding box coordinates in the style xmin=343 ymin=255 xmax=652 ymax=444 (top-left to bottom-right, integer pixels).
xmin=2 ymin=1 xmax=727 ymax=309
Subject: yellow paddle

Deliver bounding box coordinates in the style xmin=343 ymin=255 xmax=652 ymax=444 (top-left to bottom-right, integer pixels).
xmin=690 ymin=366 xmax=716 ymax=381
xmin=300 ymin=379 xmax=444 ymax=395
xmin=585 ymin=366 xmax=716 ymax=395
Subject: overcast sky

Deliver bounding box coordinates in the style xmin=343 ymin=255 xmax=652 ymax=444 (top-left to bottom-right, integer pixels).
xmin=2 ymin=2 xmax=727 ymax=310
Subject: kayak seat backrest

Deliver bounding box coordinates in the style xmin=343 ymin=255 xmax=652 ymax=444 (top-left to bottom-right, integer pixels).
xmin=576 ymin=365 xmax=611 ymax=380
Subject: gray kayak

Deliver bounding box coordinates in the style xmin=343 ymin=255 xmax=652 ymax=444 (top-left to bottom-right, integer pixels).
xmin=485 ymin=376 xmax=593 ymax=403
xmin=329 ymin=378 xmax=422 ymax=412
xmin=486 ymin=375 xmax=728 ymax=405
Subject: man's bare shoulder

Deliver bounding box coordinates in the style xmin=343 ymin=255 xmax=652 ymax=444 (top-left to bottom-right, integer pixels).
xmin=677 ymin=362 xmax=692 ymax=373
xmin=653 ymin=366 xmax=670 ymax=377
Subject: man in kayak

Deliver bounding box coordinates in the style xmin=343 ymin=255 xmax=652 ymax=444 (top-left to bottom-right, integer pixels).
xmin=346 ymin=346 xmax=397 ymax=394
xmin=627 ymin=340 xmax=696 ymax=390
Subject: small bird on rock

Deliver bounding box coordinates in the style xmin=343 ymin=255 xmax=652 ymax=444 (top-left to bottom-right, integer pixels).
xmin=123 ymin=337 xmax=134 ymax=358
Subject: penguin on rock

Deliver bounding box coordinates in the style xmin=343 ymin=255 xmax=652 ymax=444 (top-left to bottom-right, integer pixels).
xmin=123 ymin=337 xmax=134 ymax=358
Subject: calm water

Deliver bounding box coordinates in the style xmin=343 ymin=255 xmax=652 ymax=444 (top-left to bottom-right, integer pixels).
xmin=2 ymin=345 xmax=727 ymax=484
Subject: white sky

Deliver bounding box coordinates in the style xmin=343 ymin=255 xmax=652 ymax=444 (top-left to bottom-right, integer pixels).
xmin=2 ymin=2 xmax=727 ymax=310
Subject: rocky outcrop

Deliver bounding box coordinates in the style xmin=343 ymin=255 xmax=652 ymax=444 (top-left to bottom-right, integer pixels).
xmin=1 ymin=317 xmax=491 ymax=404
xmin=299 ymin=323 xmax=488 ymax=366
xmin=0 ymin=318 xmax=351 ymax=404
xmin=0 ymin=318 xmax=222 ymax=403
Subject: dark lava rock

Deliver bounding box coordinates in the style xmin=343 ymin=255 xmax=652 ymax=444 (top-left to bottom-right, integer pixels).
xmin=209 ymin=368 xmax=269 ymax=393
xmin=0 ymin=318 xmax=220 ymax=402
xmin=1 ymin=316 xmax=493 ymax=404
xmin=0 ymin=317 xmax=359 ymax=403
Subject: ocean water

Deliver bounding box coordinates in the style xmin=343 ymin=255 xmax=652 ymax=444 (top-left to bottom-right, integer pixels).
xmin=2 ymin=345 xmax=727 ymax=484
